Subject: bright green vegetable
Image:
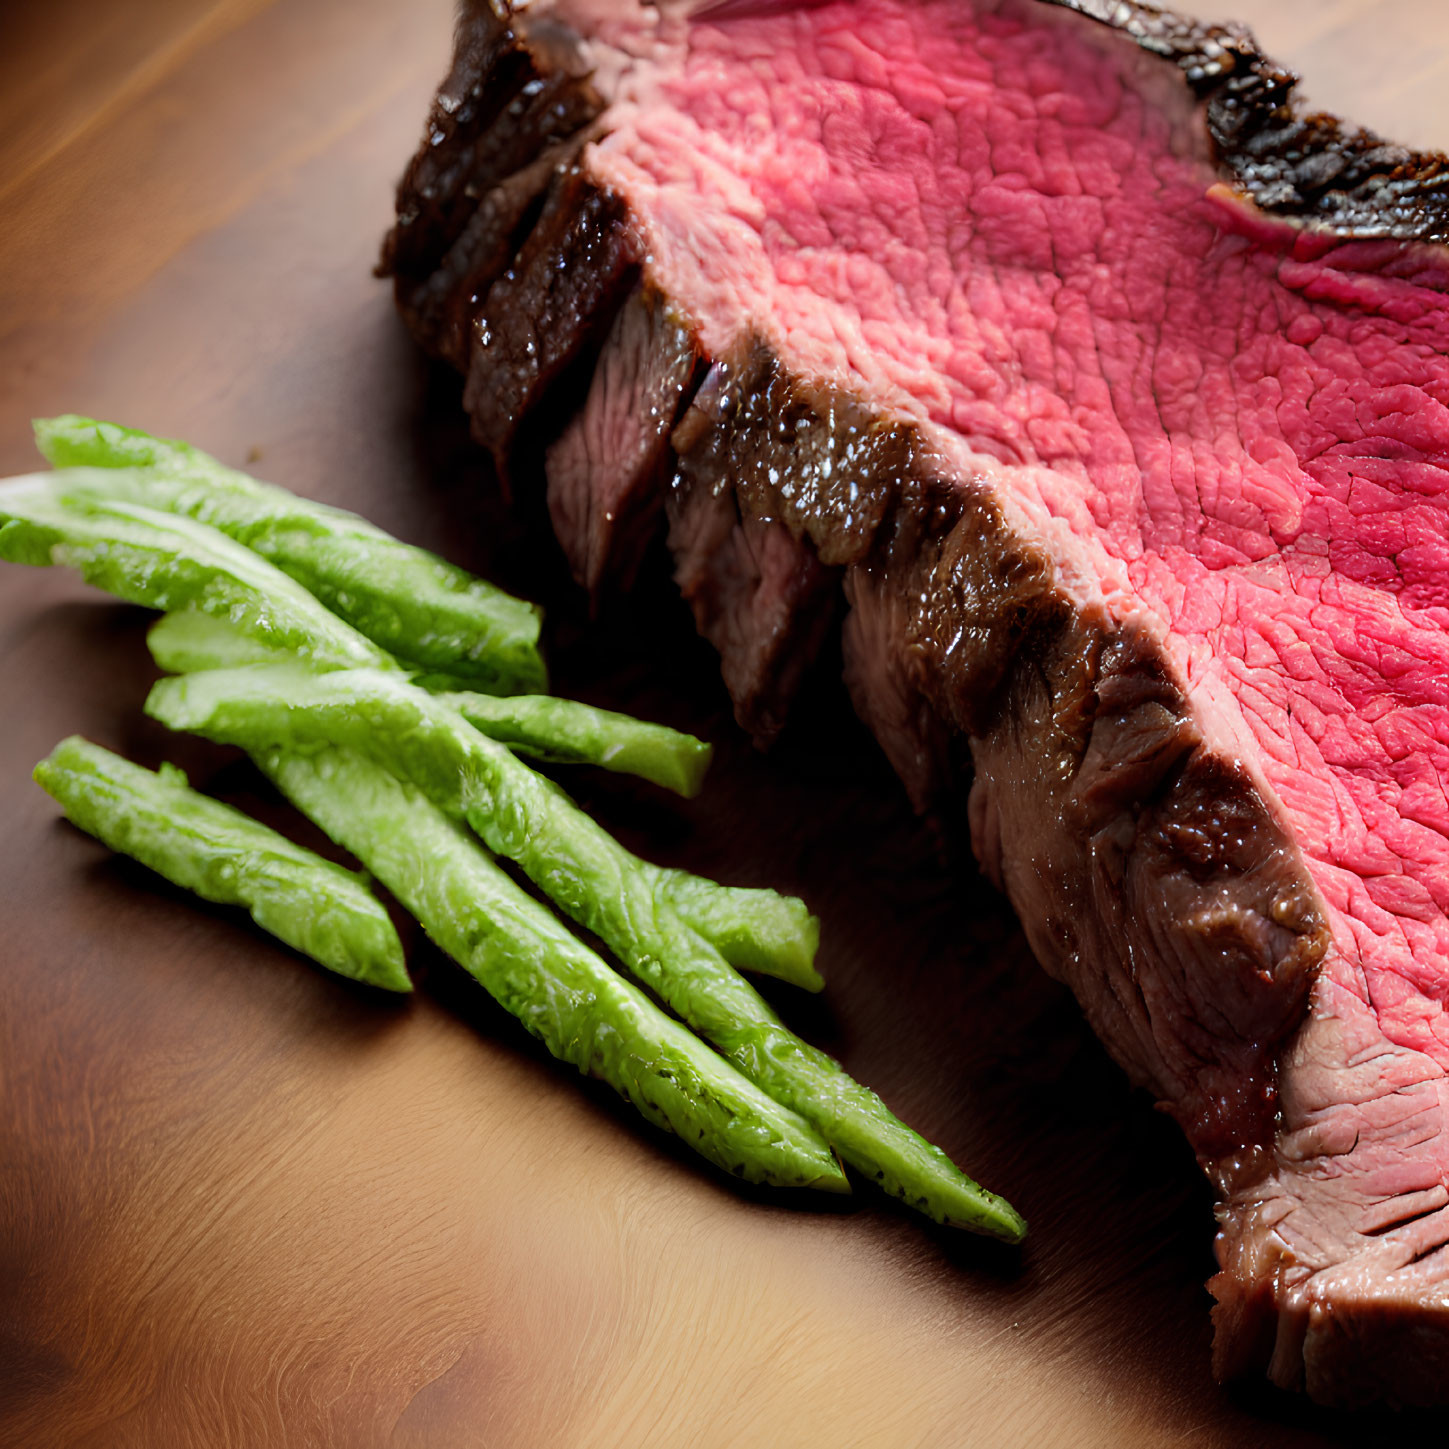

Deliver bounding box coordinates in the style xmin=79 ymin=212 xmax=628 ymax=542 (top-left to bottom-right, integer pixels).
xmin=656 ymin=871 xmax=823 ymax=993
xmin=149 ymin=609 xmax=717 ymax=801
xmin=7 ymin=454 xmax=816 ymax=988
xmin=0 ymin=474 xmax=391 ymax=672
xmin=148 ymin=665 xmax=1025 ymax=1239
xmin=257 ymin=742 xmax=847 ymax=1193
xmin=148 ymin=609 xmax=293 ymax=672
xmin=32 ymin=735 xmax=409 ymax=991
xmin=34 ymin=416 xmax=546 ymax=695
xmin=146 ymin=613 xmax=820 ymax=989
xmin=435 ymin=688 xmax=713 ymax=799
xmin=148 ymin=625 xmax=820 ymax=992
xmin=149 ymin=609 xmax=708 ymax=797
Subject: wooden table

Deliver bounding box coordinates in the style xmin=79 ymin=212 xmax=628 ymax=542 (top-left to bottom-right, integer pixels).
xmin=1 ymin=2 xmax=1443 ymax=1444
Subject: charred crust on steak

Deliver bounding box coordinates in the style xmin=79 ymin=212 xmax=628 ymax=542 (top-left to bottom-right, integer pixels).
xmin=546 ymin=284 xmax=706 ymax=596
xmin=398 ymin=134 xmax=596 ymax=369
xmin=670 ymin=356 xmax=844 ymax=744
xmin=464 ymin=166 xmax=638 ymax=478
xmin=379 ymin=2 xmax=603 ymax=287
xmin=1044 ymin=0 xmax=1449 ymax=242
xmin=677 ymin=345 xmax=905 ymax=569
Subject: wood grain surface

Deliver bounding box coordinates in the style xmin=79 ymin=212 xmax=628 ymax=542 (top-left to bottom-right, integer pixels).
xmin=1 ymin=2 xmax=1446 ymax=1444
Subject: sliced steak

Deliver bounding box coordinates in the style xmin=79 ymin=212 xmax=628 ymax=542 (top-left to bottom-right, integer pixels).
xmin=399 ymin=137 xmax=590 ymax=369
xmin=545 ymin=284 xmax=702 ymax=594
xmin=380 ymin=5 xmax=602 ymax=288
xmin=381 ymin=0 xmax=1449 ymax=1406
xmin=464 ymin=164 xmax=637 ymax=477
xmin=668 ymin=353 xmax=849 ymax=743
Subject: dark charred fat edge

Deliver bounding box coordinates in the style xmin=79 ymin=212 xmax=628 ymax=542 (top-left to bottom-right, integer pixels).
xmin=692 ymin=354 xmax=954 ymax=802
xmin=1044 ymin=0 xmax=1449 ymax=242
xmin=464 ymin=168 xmax=638 ymax=477
xmin=545 ymin=284 xmax=705 ymax=596
xmin=400 ymin=135 xmax=592 ymax=369
xmin=665 ymin=346 xmax=906 ymax=743
xmin=882 ymin=473 xmax=1058 ymax=741
xmin=449 ymin=59 xmax=601 ymax=239
xmin=683 ymin=353 xmax=1048 ymax=784
xmin=379 ymin=3 xmax=602 ymax=287
xmin=683 ymin=352 xmax=1064 ymax=762
xmin=437 ymin=62 xmax=602 ymax=274
xmin=687 ymin=344 xmax=902 ymax=569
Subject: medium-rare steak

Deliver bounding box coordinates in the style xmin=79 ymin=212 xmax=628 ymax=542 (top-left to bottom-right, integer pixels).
xmin=382 ymin=0 xmax=1449 ymax=1406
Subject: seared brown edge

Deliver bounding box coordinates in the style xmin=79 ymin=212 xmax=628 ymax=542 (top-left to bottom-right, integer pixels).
xmin=1044 ymin=0 xmax=1449 ymax=242
xmin=670 ymin=345 xmax=1327 ymax=1157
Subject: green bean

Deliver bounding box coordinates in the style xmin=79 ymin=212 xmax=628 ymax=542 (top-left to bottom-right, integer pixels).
xmin=257 ymin=741 xmax=847 ymax=1192
xmin=1 ymin=471 xmax=815 ymax=992
xmin=655 ymin=871 xmax=823 ymax=993
xmin=0 ymin=474 xmax=390 ymax=672
xmin=433 ymin=688 xmax=712 ymax=798
xmin=148 ymin=609 xmax=293 ymax=672
xmin=430 ymin=689 xmax=819 ymax=989
xmin=149 ymin=611 xmax=713 ymax=799
xmin=32 ymin=735 xmax=409 ymax=991
xmin=147 ymin=665 xmax=1025 ymax=1239
xmin=34 ymin=416 xmax=546 ymax=694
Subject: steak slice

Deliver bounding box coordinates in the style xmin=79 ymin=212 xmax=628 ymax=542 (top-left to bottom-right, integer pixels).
xmin=382 ymin=0 xmax=1449 ymax=1406
xmin=545 ymin=284 xmax=702 ymax=594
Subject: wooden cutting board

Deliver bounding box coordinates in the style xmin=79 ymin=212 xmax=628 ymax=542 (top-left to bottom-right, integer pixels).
xmin=2 ymin=2 xmax=1445 ymax=1443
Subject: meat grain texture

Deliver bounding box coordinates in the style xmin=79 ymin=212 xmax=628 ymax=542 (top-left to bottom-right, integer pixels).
xmin=381 ymin=0 xmax=1449 ymax=1407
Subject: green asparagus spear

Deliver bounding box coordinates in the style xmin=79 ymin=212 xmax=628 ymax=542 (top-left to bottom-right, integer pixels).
xmin=0 ymin=474 xmax=392 ymax=672
xmin=32 ymin=736 xmax=409 ymax=991
xmin=257 ymin=742 xmax=847 ymax=1192
xmin=33 ymin=416 xmax=546 ymax=694
xmin=433 ymin=689 xmax=712 ymax=798
xmin=148 ymin=666 xmax=1025 ymax=1239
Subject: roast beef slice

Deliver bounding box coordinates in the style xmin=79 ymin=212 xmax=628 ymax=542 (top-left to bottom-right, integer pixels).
xmin=382 ymin=0 xmax=1449 ymax=1406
